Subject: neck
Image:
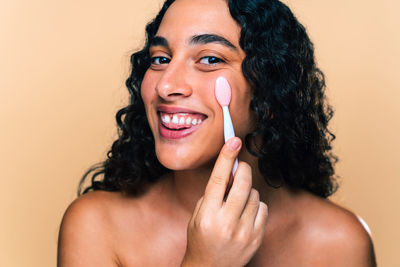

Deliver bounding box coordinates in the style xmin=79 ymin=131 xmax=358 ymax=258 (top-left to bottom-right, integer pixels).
xmin=166 ymin=146 xmax=287 ymax=216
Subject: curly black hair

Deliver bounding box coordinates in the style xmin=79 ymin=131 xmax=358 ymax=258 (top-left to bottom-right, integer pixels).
xmin=79 ymin=0 xmax=338 ymax=198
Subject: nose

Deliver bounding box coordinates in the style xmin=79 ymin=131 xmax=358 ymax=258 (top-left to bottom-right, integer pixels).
xmin=155 ymin=59 xmax=193 ymax=101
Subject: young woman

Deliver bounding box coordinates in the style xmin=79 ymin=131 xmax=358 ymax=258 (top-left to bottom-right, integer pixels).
xmin=58 ymin=0 xmax=376 ymax=266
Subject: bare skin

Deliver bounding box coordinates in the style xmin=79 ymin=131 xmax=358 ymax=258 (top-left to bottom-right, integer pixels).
xmin=58 ymin=0 xmax=376 ymax=266
xmin=58 ymin=151 xmax=375 ymax=266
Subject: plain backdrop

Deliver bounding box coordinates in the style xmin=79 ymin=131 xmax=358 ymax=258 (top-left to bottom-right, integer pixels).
xmin=1 ymin=0 xmax=399 ymax=266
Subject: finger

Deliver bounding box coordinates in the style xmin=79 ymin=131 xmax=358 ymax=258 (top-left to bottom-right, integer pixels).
xmin=254 ymin=201 xmax=268 ymax=231
xmin=202 ymin=137 xmax=242 ymax=209
xmin=192 ymin=196 xmax=204 ymax=218
xmin=223 ymin=162 xmax=252 ymax=220
xmin=189 ymin=196 xmax=204 ymax=229
xmin=239 ymin=189 xmax=260 ymax=223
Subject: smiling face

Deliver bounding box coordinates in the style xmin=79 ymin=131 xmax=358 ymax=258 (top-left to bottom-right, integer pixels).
xmin=141 ymin=0 xmax=255 ymax=170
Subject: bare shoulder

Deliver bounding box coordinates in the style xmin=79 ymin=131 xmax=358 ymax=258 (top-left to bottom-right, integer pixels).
xmin=57 ymin=190 xmax=144 ymax=266
xmin=293 ymin=192 xmax=376 ymax=266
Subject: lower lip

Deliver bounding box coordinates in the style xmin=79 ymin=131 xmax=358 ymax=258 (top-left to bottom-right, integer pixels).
xmin=159 ymin=120 xmax=203 ymax=140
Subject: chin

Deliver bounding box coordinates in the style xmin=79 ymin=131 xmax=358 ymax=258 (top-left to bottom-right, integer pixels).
xmin=157 ymin=155 xmax=198 ymax=171
xmin=155 ymin=144 xmax=218 ymax=171
xmin=156 ymin=149 xmax=197 ymax=170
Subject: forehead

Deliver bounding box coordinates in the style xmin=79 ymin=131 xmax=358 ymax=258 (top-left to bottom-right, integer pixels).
xmin=156 ymin=0 xmax=241 ymax=45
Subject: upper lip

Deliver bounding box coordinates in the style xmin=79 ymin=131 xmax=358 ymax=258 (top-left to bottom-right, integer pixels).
xmin=157 ymin=104 xmax=207 ymax=116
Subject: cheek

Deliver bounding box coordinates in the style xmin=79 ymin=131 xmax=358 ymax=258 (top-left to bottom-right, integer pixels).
xmin=140 ymin=71 xmax=160 ymax=137
xmin=140 ymin=71 xmax=155 ymax=105
xmin=196 ymin=79 xmax=220 ymax=109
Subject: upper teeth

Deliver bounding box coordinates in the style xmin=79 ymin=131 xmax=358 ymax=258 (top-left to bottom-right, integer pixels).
xmin=161 ymin=114 xmax=203 ymax=126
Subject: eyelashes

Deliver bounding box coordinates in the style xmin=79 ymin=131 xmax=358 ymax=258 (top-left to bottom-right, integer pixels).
xmin=150 ymin=56 xmax=225 ymax=68
xmin=198 ymin=56 xmax=224 ymax=65
xmin=151 ymin=56 xmax=170 ymax=65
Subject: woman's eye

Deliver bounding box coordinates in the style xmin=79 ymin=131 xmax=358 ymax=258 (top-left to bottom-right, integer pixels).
xmin=199 ymin=56 xmax=224 ymax=65
xmin=151 ymin=56 xmax=170 ymax=65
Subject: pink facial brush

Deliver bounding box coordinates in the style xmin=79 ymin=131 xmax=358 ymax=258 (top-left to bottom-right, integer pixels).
xmin=215 ymin=76 xmax=238 ymax=175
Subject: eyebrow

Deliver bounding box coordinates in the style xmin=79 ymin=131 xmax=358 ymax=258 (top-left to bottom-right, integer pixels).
xmin=150 ymin=36 xmax=169 ymax=48
xmin=149 ymin=34 xmax=237 ymax=51
xmin=190 ymin=34 xmax=237 ymax=50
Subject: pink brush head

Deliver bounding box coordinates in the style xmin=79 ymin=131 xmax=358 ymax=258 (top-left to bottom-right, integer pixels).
xmin=215 ymin=76 xmax=232 ymax=107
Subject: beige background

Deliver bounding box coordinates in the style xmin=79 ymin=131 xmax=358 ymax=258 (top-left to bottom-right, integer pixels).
xmin=1 ymin=0 xmax=399 ymax=266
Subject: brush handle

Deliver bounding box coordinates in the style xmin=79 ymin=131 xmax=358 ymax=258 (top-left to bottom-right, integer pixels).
xmin=222 ymin=106 xmax=238 ymax=175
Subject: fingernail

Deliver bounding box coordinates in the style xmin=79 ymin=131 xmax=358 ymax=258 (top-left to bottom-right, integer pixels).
xmin=228 ymin=138 xmax=241 ymax=151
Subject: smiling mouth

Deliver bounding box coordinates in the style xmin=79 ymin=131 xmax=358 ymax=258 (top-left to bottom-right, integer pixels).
xmin=158 ymin=112 xmax=208 ymax=139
